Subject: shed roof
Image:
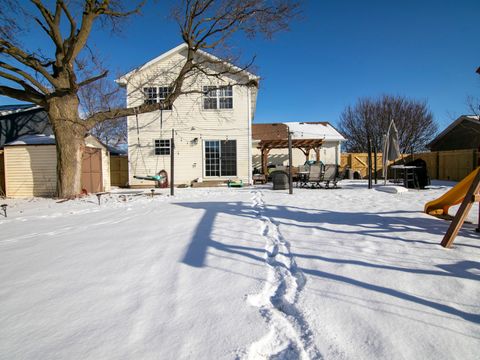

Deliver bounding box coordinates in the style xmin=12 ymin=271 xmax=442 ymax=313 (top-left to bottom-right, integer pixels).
xmin=427 ymin=115 xmax=480 ymax=148
xmin=0 ymin=104 xmax=41 ymax=117
xmin=4 ymin=134 xmax=108 ymax=149
xmin=5 ymin=134 xmax=55 ymax=146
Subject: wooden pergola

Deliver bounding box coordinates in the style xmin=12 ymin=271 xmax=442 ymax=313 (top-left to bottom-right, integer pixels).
xmin=257 ymin=138 xmax=324 ymax=175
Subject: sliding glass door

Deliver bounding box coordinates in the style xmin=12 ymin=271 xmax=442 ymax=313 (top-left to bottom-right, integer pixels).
xmin=204 ymin=140 xmax=237 ymax=177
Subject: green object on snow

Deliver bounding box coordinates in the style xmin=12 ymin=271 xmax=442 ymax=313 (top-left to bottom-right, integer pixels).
xmin=227 ymin=180 xmax=243 ymax=188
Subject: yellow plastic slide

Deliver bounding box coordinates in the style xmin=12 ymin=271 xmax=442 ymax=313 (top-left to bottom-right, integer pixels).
xmin=424 ymin=167 xmax=480 ymax=216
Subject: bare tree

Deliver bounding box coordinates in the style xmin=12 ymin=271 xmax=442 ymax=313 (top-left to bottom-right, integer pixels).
xmin=338 ymin=95 xmax=438 ymax=154
xmin=0 ymin=0 xmax=298 ymax=198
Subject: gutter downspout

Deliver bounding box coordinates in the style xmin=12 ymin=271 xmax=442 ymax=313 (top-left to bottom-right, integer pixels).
xmin=247 ymin=87 xmax=252 ymax=185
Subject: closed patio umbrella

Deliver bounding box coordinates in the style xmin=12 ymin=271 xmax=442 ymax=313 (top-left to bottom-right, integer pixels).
xmin=383 ymin=119 xmax=401 ymax=182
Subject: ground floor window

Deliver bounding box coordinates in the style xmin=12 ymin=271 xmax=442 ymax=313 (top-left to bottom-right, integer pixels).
xmin=204 ymin=140 xmax=237 ymax=177
xmin=154 ymin=139 xmax=170 ymax=155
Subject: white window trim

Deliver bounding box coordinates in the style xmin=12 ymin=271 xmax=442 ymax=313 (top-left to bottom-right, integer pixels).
xmin=144 ymin=86 xmax=173 ymax=110
xmin=203 ymin=139 xmax=238 ymax=178
xmin=154 ymin=138 xmax=171 ymax=156
xmin=202 ymin=85 xmax=234 ymax=111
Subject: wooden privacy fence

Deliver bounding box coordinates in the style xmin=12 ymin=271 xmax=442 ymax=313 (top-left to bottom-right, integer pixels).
xmin=407 ymin=149 xmax=478 ymax=182
xmin=341 ymin=153 xmax=386 ymax=178
xmin=341 ymin=149 xmax=478 ymax=182
xmin=110 ymin=155 xmax=128 ymax=187
xmin=0 ymin=150 xmax=5 ymax=195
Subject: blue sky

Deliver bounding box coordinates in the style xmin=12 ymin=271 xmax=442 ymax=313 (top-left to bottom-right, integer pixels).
xmin=1 ymin=0 xmax=479 ymax=130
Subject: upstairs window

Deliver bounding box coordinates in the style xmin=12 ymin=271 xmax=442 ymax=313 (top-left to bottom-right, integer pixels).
xmin=144 ymin=87 xmax=157 ymax=105
xmin=158 ymin=86 xmax=173 ymax=110
xmin=203 ymin=85 xmax=233 ymax=110
xmin=154 ymin=139 xmax=171 ymax=155
xmin=143 ymin=86 xmax=173 ymax=109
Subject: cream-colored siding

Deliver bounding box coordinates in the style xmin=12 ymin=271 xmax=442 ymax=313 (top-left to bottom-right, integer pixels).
xmin=252 ymin=147 xmax=307 ymax=169
xmin=125 ymin=48 xmax=254 ymax=186
xmin=4 ymin=145 xmax=57 ymax=198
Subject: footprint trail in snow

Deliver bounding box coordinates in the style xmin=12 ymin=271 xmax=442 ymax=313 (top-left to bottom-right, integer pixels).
xmin=242 ymin=191 xmax=321 ymax=360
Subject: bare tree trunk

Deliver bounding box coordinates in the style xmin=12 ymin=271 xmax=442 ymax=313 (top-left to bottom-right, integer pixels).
xmin=47 ymin=96 xmax=87 ymax=198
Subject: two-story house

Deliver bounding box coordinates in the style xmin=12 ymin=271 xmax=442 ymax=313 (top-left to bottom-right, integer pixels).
xmin=116 ymin=44 xmax=259 ymax=187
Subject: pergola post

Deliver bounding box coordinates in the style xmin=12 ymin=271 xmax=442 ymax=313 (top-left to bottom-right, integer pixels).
xmin=315 ymin=147 xmax=320 ymax=162
xmin=261 ymin=147 xmax=270 ymax=176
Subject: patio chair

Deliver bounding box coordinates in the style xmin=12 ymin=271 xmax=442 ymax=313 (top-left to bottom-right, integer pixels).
xmin=323 ymin=164 xmax=340 ymax=189
xmin=307 ymin=164 xmax=323 ymax=188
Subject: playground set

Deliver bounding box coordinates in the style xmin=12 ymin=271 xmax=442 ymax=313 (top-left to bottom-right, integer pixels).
xmin=424 ymin=167 xmax=480 ymax=248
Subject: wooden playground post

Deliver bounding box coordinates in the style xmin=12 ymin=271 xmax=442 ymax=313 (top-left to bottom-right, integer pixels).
xmin=441 ymin=169 xmax=480 ymax=248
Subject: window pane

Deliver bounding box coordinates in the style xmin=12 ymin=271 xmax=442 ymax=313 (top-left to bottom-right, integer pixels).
xmin=154 ymin=139 xmax=170 ymax=155
xmin=204 ymin=98 xmax=217 ymax=109
xmin=144 ymin=87 xmax=157 ymax=104
xmin=219 ymin=97 xmax=233 ymax=109
xmin=221 ymin=140 xmax=237 ymax=176
xmin=205 ymin=141 xmax=220 ymax=176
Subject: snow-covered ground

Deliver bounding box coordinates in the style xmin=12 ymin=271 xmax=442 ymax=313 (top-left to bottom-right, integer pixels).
xmin=0 ymin=181 xmax=479 ymax=359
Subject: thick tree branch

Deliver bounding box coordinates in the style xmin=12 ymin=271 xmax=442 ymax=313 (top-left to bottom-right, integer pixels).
xmin=78 ymin=70 xmax=108 ymax=88
xmin=30 ymin=0 xmax=63 ymax=49
xmin=0 ymin=84 xmax=45 ymax=104
xmin=0 ymin=61 xmax=50 ymax=93
xmin=0 ymin=39 xmax=57 ymax=85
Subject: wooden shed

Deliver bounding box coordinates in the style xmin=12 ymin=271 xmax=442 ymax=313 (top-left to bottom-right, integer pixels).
xmin=428 ymin=115 xmax=480 ymax=151
xmin=3 ymin=134 xmax=110 ymax=198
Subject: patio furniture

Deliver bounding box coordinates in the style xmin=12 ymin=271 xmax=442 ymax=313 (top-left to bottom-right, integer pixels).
xmin=271 ymin=170 xmax=289 ymax=190
xmin=253 ymin=173 xmax=267 ymax=184
xmin=307 ymin=164 xmax=323 ymax=188
xmin=323 ymin=164 xmax=341 ymax=188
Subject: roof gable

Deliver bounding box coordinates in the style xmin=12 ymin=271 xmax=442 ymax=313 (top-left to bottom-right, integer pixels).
xmin=116 ymin=43 xmax=259 ymax=86
xmin=428 ymin=115 xmax=480 ymax=148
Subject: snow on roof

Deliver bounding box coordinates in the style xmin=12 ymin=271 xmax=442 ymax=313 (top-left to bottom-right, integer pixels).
xmin=283 ymin=122 xmax=346 ymax=142
xmin=5 ymin=134 xmax=55 ymax=146
xmin=115 ymin=43 xmax=259 ymax=86
xmin=0 ymin=104 xmax=41 ymax=117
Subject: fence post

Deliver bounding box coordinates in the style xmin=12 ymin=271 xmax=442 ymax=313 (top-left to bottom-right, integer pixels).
xmin=473 ymin=148 xmax=478 ymax=172
xmin=435 ymin=151 xmax=440 ymax=180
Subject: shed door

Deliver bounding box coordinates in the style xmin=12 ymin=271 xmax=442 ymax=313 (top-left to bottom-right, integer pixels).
xmin=82 ymin=148 xmax=103 ymax=193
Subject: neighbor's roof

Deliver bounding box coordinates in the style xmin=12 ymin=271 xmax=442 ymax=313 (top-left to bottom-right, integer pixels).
xmin=252 ymin=122 xmax=345 ymax=142
xmin=286 ymin=122 xmax=346 ymax=141
xmin=428 ymin=115 xmax=480 ymax=148
xmin=115 ymin=43 xmax=260 ymax=86
xmin=4 ymin=134 xmax=55 ymax=146
xmin=0 ymin=104 xmax=42 ymax=117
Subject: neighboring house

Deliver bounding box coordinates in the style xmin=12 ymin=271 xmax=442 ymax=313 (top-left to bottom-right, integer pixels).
xmin=3 ymin=134 xmax=110 ymax=198
xmin=252 ymin=122 xmax=346 ymax=172
xmin=0 ymin=104 xmax=52 ymax=147
xmin=428 ymin=115 xmax=480 ymax=151
xmin=115 ymin=44 xmax=259 ymax=187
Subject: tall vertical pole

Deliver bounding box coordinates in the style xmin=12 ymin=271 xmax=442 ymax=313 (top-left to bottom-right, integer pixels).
xmin=374 ymin=144 xmax=378 ymax=184
xmin=170 ymin=129 xmax=174 ymax=196
xmin=288 ymin=130 xmax=293 ymax=194
xmin=367 ymin=136 xmax=372 ymax=189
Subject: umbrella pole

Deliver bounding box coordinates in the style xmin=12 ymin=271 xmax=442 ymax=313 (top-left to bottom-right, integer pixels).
xmin=368 ymin=137 xmax=372 ymax=189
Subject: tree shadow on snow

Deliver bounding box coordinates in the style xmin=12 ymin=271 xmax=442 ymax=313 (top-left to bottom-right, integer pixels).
xmin=174 ymin=201 xmax=480 ymax=323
